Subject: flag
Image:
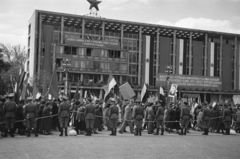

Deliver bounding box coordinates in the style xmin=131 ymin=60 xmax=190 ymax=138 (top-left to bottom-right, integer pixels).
xmin=74 ymin=82 xmax=80 ymax=100
xmin=119 ymin=82 xmax=136 ymax=100
xmin=157 ymin=86 xmax=166 ymax=105
xmin=20 ymin=74 xmax=29 ymax=100
xmin=32 ymin=80 xmax=39 ymax=100
xmin=140 ymin=83 xmax=148 ymax=103
xmin=103 ymin=75 xmax=117 ymax=102
xmin=18 ymin=68 xmax=26 ymax=89
xmin=48 ymin=64 xmax=59 ymax=99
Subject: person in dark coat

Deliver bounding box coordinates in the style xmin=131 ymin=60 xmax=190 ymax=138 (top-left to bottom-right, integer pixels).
xmin=222 ymin=104 xmax=232 ymax=135
xmin=216 ymin=105 xmax=225 ymax=134
xmin=179 ymin=102 xmax=191 ymax=135
xmin=108 ymin=98 xmax=119 ymax=136
xmin=84 ymin=99 xmax=96 ymax=136
xmin=202 ymin=103 xmax=211 ymax=135
xmin=94 ymin=101 xmax=103 ymax=134
xmin=3 ymin=93 xmax=16 ymax=137
xmin=37 ymin=99 xmax=45 ymax=134
xmin=58 ymin=96 xmax=70 ymax=137
xmin=51 ymin=100 xmax=60 ymax=131
xmin=0 ymin=96 xmax=5 ymax=138
xmin=171 ymin=105 xmax=181 ymax=133
xmin=234 ymin=106 xmax=240 ymax=133
xmin=76 ymin=103 xmax=86 ymax=134
xmin=14 ymin=100 xmax=25 ymax=135
xmin=41 ymin=102 xmax=52 ymax=135
xmin=132 ymin=100 xmax=144 ymax=136
xmin=72 ymin=101 xmax=80 ymax=134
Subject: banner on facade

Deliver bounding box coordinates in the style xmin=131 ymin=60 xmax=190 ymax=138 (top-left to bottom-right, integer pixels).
xmin=65 ymin=38 xmax=121 ymax=49
xmin=157 ymin=74 xmax=222 ymax=90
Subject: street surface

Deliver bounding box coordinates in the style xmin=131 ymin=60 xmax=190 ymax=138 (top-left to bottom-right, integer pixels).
xmin=0 ymin=129 xmax=239 ymax=159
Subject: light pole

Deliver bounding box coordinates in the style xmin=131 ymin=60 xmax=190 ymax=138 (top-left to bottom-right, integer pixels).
xmin=62 ymin=59 xmax=71 ymax=97
xmin=165 ymin=65 xmax=172 ymax=106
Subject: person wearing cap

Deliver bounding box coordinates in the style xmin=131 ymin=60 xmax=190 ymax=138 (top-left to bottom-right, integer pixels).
xmin=108 ymin=98 xmax=119 ymax=136
xmin=14 ymin=99 xmax=25 ymax=135
xmin=179 ymin=101 xmax=191 ymax=135
xmin=24 ymin=96 xmax=38 ymax=137
xmin=118 ymin=99 xmax=133 ymax=134
xmin=76 ymin=103 xmax=86 ymax=135
xmin=84 ymin=98 xmax=95 ymax=136
xmin=201 ymin=102 xmax=211 ymax=135
xmin=145 ymin=103 xmax=155 ymax=134
xmin=132 ymin=100 xmax=144 ymax=136
xmin=2 ymin=93 xmax=16 ymax=137
xmin=222 ymin=104 xmax=232 ymax=135
xmin=58 ymin=96 xmax=70 ymax=136
xmin=0 ymin=95 xmax=6 ymax=138
xmin=153 ymin=101 xmax=165 ymax=135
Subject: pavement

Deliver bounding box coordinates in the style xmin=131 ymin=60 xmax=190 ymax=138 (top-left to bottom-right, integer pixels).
xmin=0 ymin=128 xmax=240 ymax=159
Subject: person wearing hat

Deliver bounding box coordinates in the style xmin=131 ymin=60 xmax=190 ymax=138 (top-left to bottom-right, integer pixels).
xmin=58 ymin=96 xmax=70 ymax=136
xmin=0 ymin=95 xmax=6 ymax=138
xmin=24 ymin=96 xmax=38 ymax=137
xmin=145 ymin=103 xmax=155 ymax=134
xmin=179 ymin=101 xmax=191 ymax=135
xmin=153 ymin=101 xmax=165 ymax=135
xmin=108 ymin=98 xmax=119 ymax=136
xmin=132 ymin=100 xmax=144 ymax=136
xmin=76 ymin=103 xmax=86 ymax=135
xmin=201 ymin=102 xmax=211 ymax=135
xmin=222 ymin=104 xmax=232 ymax=135
xmin=84 ymin=98 xmax=95 ymax=136
xmin=2 ymin=93 xmax=16 ymax=137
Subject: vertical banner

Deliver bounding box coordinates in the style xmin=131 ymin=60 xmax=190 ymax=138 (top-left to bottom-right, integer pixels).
xmin=145 ymin=36 xmax=150 ymax=85
xmin=210 ymin=42 xmax=215 ymax=77
xmin=179 ymin=39 xmax=184 ymax=75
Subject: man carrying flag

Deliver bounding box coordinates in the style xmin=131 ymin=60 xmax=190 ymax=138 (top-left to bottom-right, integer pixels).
xmin=103 ymin=75 xmax=117 ymax=102
xmin=141 ymin=83 xmax=148 ymax=103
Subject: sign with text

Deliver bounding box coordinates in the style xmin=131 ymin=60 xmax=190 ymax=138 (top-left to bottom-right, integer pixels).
xmin=65 ymin=38 xmax=121 ymax=49
xmin=157 ymin=74 xmax=222 ymax=90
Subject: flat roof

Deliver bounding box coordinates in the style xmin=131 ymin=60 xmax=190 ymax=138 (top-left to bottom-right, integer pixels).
xmin=35 ymin=10 xmax=240 ymax=41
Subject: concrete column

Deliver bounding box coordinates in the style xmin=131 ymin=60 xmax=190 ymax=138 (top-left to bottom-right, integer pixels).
xmin=156 ymin=28 xmax=160 ymax=77
xmin=204 ymin=33 xmax=208 ymax=76
xmin=99 ymin=89 xmax=103 ymax=99
xmin=234 ymin=37 xmax=238 ymax=89
xmin=120 ymin=75 xmax=122 ymax=84
xmin=60 ymin=72 xmax=63 ymax=82
xmin=121 ymin=24 xmax=124 ymax=49
xmin=80 ymin=73 xmax=83 ymax=82
xmin=204 ymin=93 xmax=207 ymax=103
xmin=60 ymin=16 xmax=64 ymax=43
xmin=189 ymin=32 xmax=192 ymax=75
xmin=173 ymin=30 xmax=177 ymax=74
xmin=138 ymin=26 xmax=142 ymax=85
xmin=37 ymin=13 xmax=42 ymax=80
xmin=220 ymin=35 xmax=223 ymax=77
xmin=102 ymin=21 xmax=105 ymax=40
xmin=82 ymin=19 xmax=85 ymax=39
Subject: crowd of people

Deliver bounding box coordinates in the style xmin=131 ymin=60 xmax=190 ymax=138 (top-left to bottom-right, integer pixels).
xmin=0 ymin=93 xmax=240 ymax=139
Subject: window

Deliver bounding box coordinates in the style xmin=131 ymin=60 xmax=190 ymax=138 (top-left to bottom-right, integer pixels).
xmin=86 ymin=48 xmax=92 ymax=56
xmin=28 ymin=24 xmax=31 ymax=35
xmin=93 ymin=61 xmax=100 ymax=70
xmin=108 ymin=50 xmax=121 ymax=58
xmin=72 ymin=47 xmax=77 ymax=55
xmin=64 ymin=46 xmax=71 ymax=54
xmin=56 ymin=58 xmax=62 ymax=68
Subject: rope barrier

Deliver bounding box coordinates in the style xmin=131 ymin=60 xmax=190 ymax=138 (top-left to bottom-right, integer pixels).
xmin=0 ymin=110 xmax=238 ymax=125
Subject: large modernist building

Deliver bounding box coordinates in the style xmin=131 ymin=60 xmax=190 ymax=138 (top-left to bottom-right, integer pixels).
xmin=27 ymin=10 xmax=240 ymax=103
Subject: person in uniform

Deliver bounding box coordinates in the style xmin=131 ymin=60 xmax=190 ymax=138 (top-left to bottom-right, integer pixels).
xmin=145 ymin=103 xmax=155 ymax=134
xmin=0 ymin=95 xmax=6 ymax=138
xmin=24 ymin=97 xmax=38 ymax=137
xmin=108 ymin=98 xmax=119 ymax=136
xmin=84 ymin=99 xmax=95 ymax=136
xmin=201 ymin=102 xmax=211 ymax=135
xmin=14 ymin=99 xmax=25 ymax=135
xmin=58 ymin=96 xmax=70 ymax=136
xmin=3 ymin=93 xmax=16 ymax=137
xmin=153 ymin=101 xmax=165 ymax=135
xmin=222 ymin=104 xmax=232 ymax=135
xmin=179 ymin=101 xmax=191 ymax=135
xmin=234 ymin=106 xmax=240 ymax=133
xmin=118 ymin=99 xmax=134 ymax=134
xmin=132 ymin=100 xmax=144 ymax=136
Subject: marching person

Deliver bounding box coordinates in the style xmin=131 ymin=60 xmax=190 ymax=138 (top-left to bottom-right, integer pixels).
xmin=108 ymin=98 xmax=119 ymax=136
xmin=202 ymin=102 xmax=211 ymax=135
xmin=3 ymin=93 xmax=16 ymax=137
xmin=24 ymin=97 xmax=38 ymax=137
xmin=58 ymin=96 xmax=70 ymax=137
xmin=118 ymin=99 xmax=133 ymax=134
xmin=132 ymin=100 xmax=144 ymax=136
xmin=84 ymin=99 xmax=95 ymax=136
xmin=222 ymin=104 xmax=232 ymax=135
xmin=153 ymin=101 xmax=164 ymax=135
xmin=179 ymin=101 xmax=191 ymax=135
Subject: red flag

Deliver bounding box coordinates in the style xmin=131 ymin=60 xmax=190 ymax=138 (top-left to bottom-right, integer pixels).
xmin=48 ymin=64 xmax=59 ymax=99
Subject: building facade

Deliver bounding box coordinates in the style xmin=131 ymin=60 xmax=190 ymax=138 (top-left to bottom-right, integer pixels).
xmin=27 ymin=10 xmax=240 ymax=102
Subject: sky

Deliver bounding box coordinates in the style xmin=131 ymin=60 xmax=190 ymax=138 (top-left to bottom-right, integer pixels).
xmin=0 ymin=0 xmax=240 ymax=47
